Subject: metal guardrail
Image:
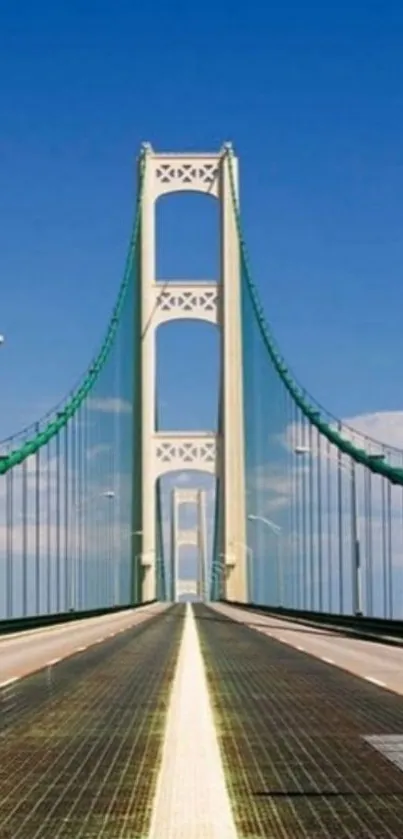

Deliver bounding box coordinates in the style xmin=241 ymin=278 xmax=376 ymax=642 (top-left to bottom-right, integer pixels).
xmin=0 ymin=600 xmax=157 ymax=636
xmin=222 ymin=600 xmax=403 ymax=642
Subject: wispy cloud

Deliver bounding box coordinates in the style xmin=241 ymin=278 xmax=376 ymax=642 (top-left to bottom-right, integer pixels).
xmin=86 ymin=443 xmax=112 ymax=461
xmin=87 ymin=397 xmax=132 ymax=415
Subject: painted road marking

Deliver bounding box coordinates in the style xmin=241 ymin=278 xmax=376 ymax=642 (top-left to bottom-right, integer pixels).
xmin=365 ymin=676 xmax=386 ymax=688
xmin=148 ymin=604 xmax=238 ymax=839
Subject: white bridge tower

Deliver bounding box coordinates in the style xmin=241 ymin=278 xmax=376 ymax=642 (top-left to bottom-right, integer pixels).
xmin=132 ymin=144 xmax=247 ymax=603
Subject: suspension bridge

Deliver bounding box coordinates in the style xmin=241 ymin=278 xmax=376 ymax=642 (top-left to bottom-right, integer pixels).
xmin=2 ymin=144 xmax=403 ymax=837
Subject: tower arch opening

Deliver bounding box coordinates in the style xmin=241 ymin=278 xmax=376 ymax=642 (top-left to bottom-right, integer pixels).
xmin=156 ymin=320 xmax=219 ymax=432
xmin=156 ymin=189 xmax=219 ymax=282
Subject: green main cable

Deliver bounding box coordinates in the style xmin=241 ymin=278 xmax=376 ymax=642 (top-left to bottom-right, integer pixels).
xmin=0 ymin=153 xmax=147 ymax=476
xmin=226 ymin=149 xmax=403 ymax=486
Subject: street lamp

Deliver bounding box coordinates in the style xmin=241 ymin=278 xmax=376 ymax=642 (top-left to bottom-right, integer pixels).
xmin=294 ymin=445 xmax=310 ymax=456
xmin=248 ymin=514 xmax=283 ymax=606
xmin=248 ymin=514 xmax=281 ymax=534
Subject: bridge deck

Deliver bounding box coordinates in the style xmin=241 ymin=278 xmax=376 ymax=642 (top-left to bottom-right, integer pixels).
xmin=3 ymin=604 xmax=403 ymax=838
xmin=199 ymin=603 xmax=403 ymax=838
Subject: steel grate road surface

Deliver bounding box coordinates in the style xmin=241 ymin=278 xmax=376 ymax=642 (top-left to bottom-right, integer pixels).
xmin=0 ymin=604 xmax=184 ymax=839
xmin=195 ymin=604 xmax=403 ymax=838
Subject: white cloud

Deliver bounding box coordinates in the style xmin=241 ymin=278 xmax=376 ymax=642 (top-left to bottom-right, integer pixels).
xmin=86 ymin=443 xmax=112 ymax=461
xmin=341 ymin=411 xmax=403 ymax=451
xmin=87 ymin=397 xmax=132 ymax=415
xmin=247 ymin=465 xmax=295 ymax=513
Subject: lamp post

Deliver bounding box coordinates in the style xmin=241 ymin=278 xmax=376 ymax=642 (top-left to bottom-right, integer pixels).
xmin=248 ymin=514 xmax=283 ymax=606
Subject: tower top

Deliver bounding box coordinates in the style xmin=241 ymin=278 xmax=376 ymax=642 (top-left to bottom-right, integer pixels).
xmin=138 ymin=142 xmax=235 ymax=159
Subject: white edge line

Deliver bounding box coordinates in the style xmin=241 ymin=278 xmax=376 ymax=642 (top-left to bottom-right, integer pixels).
xmin=0 ymin=677 xmax=18 ymax=688
xmin=321 ymin=657 xmax=335 ymax=664
xmin=365 ymin=676 xmax=387 ymax=688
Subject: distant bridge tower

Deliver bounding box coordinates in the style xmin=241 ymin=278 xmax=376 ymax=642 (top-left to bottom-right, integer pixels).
xmin=170 ymin=488 xmax=207 ymax=602
xmin=132 ymin=143 xmax=247 ymax=604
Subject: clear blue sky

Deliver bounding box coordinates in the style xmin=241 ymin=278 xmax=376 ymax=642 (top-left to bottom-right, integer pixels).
xmin=1 ymin=1 xmax=403 ymax=441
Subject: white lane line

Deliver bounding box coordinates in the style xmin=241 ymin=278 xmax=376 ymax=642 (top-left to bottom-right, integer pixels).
xmin=321 ymin=657 xmax=335 ymax=665
xmin=365 ymin=676 xmax=387 ymax=688
xmin=47 ymin=658 xmax=61 ymax=666
xmin=148 ymin=603 xmax=238 ymax=839
xmin=0 ymin=677 xmax=18 ymax=688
